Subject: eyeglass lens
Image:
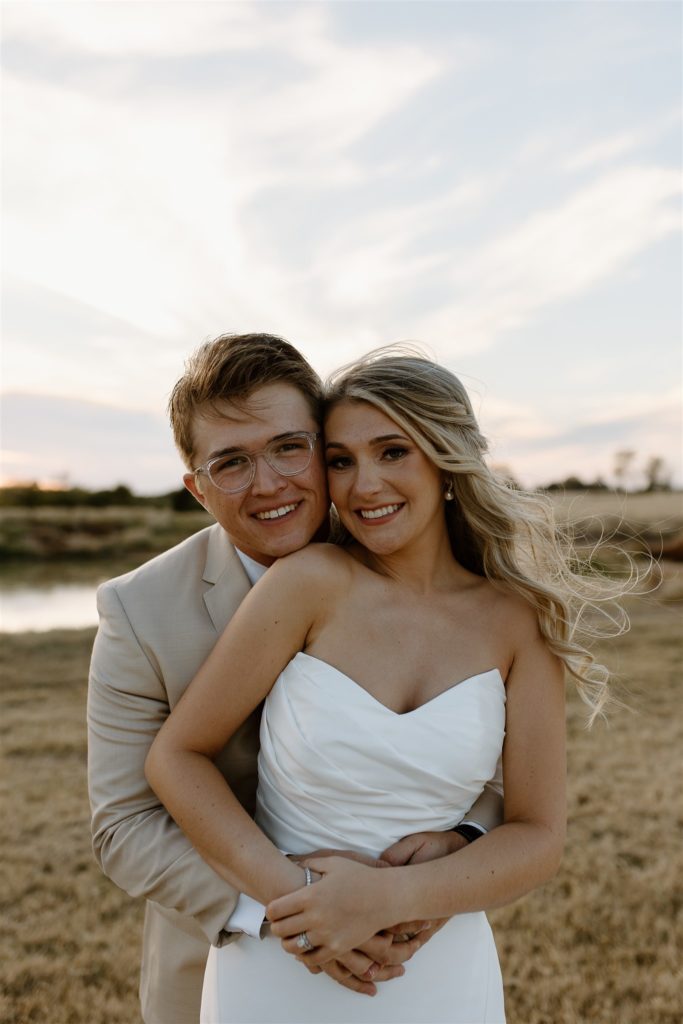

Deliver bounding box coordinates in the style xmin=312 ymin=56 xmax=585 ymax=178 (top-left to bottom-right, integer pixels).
xmin=208 ymin=435 xmax=314 ymax=492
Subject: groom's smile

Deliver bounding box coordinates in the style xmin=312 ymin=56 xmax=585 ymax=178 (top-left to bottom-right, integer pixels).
xmin=253 ymin=501 xmax=302 ymax=521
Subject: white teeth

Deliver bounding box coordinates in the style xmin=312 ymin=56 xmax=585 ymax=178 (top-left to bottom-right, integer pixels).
xmin=359 ymin=504 xmax=401 ymax=520
xmin=255 ymin=504 xmax=297 ymax=520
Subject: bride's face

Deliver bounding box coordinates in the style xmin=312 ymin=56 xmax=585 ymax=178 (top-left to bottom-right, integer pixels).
xmin=324 ymin=399 xmax=447 ymax=555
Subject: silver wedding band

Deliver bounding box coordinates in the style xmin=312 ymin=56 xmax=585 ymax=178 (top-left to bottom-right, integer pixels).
xmin=296 ymin=931 xmax=314 ymax=952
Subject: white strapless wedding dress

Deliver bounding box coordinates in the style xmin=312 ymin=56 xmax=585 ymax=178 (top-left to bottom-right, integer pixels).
xmin=201 ymin=652 xmax=507 ymax=1024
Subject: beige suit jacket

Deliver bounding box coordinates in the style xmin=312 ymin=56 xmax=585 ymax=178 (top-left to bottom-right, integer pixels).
xmin=87 ymin=524 xmax=259 ymax=1024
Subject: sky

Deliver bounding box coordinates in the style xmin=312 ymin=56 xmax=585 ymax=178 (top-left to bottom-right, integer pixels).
xmin=2 ymin=0 xmax=681 ymax=494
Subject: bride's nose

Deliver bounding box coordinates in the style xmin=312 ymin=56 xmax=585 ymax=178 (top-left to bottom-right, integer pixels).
xmin=351 ymin=457 xmax=383 ymax=498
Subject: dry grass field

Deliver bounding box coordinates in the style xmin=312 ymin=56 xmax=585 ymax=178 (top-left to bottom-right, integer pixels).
xmin=0 ymin=507 xmax=211 ymax=561
xmin=1 ymin=492 xmax=681 ymax=1023
xmin=490 ymin=576 xmax=683 ymax=1024
xmin=2 ymin=582 xmax=680 ymax=1024
xmin=549 ymin=490 xmax=682 ymax=531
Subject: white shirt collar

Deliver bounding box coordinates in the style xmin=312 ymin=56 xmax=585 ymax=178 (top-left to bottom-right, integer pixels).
xmin=234 ymin=547 xmax=269 ymax=586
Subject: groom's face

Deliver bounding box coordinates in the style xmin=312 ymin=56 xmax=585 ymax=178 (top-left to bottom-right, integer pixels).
xmin=184 ymin=382 xmax=329 ymax=566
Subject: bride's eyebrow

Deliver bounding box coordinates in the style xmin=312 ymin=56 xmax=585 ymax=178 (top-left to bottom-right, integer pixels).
xmin=325 ymin=434 xmax=410 ymax=450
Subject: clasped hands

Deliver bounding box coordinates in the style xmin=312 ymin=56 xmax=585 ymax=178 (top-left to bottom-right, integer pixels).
xmin=267 ymin=830 xmax=469 ymax=997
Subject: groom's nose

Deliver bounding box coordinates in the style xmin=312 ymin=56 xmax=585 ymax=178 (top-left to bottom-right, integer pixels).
xmin=250 ymin=454 xmax=288 ymax=495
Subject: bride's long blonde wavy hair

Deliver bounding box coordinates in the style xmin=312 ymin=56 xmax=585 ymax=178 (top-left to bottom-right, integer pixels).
xmin=325 ymin=347 xmax=635 ymax=723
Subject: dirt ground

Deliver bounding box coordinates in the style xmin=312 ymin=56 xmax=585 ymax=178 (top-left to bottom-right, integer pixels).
xmin=1 ymin=572 xmax=681 ymax=1023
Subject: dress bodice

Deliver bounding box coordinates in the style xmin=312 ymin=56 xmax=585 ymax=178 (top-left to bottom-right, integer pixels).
xmin=256 ymin=652 xmax=505 ymax=858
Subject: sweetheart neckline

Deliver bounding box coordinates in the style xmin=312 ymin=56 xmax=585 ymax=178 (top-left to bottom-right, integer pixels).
xmin=293 ymin=652 xmax=504 ymax=718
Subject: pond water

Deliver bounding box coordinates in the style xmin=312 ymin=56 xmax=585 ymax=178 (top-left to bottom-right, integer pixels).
xmin=0 ymin=583 xmax=99 ymax=632
xmin=0 ymin=559 xmax=140 ymax=633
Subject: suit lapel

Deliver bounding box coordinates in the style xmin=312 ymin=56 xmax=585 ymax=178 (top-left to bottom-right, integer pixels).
xmin=202 ymin=525 xmax=252 ymax=634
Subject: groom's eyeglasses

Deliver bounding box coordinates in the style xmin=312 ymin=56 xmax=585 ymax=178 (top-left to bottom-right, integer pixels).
xmin=193 ymin=432 xmax=320 ymax=494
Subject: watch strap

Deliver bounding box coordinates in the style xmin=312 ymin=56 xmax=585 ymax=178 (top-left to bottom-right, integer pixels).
xmin=452 ymin=823 xmax=485 ymax=844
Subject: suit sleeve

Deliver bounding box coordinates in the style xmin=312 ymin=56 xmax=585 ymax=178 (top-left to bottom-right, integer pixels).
xmin=87 ymin=581 xmax=239 ymax=946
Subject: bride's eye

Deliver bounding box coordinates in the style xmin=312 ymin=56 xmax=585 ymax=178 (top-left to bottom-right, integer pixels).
xmin=382 ymin=446 xmax=408 ymax=461
xmin=327 ymin=455 xmax=353 ymax=470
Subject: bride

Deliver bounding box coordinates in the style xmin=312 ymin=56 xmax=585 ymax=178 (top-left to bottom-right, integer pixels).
xmin=146 ymin=350 xmax=606 ymax=1023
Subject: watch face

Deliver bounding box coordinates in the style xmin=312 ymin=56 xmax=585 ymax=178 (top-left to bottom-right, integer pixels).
xmin=454 ymin=824 xmax=483 ymax=843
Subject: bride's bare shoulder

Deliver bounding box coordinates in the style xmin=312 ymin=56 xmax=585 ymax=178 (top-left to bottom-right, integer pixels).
xmin=267 ymin=543 xmax=356 ymax=593
xmin=484 ymin=579 xmax=544 ymax=644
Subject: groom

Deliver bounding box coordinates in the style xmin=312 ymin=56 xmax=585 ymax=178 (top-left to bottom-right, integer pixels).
xmin=87 ymin=333 xmax=502 ymax=1024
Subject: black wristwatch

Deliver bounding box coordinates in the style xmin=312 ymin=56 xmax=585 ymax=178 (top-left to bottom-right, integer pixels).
xmin=452 ymin=823 xmax=485 ymax=844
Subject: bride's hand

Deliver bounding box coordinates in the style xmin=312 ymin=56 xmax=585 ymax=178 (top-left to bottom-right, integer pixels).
xmin=266 ymin=856 xmax=396 ymax=965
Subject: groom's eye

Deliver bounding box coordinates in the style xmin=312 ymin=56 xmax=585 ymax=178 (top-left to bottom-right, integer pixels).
xmin=217 ymin=454 xmax=249 ymax=469
xmin=273 ymin=440 xmax=308 ymax=454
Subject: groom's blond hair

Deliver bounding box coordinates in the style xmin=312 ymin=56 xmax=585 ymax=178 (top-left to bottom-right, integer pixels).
xmin=169 ymin=333 xmax=323 ymax=466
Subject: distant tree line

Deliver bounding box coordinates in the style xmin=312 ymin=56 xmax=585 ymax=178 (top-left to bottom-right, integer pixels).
xmin=0 ymin=483 xmax=199 ymax=511
xmin=501 ymin=451 xmax=674 ymax=494
xmin=542 ymin=476 xmax=610 ymax=492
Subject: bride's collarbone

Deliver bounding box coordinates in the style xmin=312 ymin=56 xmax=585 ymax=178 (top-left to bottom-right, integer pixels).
xmin=332 ymin=594 xmax=497 ymax=645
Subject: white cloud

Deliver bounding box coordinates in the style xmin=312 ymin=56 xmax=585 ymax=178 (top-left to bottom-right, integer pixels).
xmin=3 ymin=1 xmax=288 ymax=57
xmin=564 ymin=134 xmax=639 ymax=173
xmin=479 ymin=397 xmax=551 ymax=445
xmin=563 ymin=108 xmax=682 ymax=174
xmin=315 ymin=178 xmax=495 ymax=308
xmin=420 ymin=165 xmax=681 ymax=355
xmin=486 ymin=388 xmax=682 ymax=488
xmin=3 ymin=5 xmax=443 ymax=365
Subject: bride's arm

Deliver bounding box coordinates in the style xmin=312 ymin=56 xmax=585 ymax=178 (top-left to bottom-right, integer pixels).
xmin=267 ymin=607 xmax=566 ymax=960
xmin=144 ymin=548 xmax=335 ymax=905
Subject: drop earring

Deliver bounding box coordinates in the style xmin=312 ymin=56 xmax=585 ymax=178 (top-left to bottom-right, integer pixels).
xmin=444 ymin=481 xmax=455 ymax=501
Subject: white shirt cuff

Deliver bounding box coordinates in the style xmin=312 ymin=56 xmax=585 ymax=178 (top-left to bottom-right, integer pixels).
xmin=225 ymin=892 xmax=266 ymax=938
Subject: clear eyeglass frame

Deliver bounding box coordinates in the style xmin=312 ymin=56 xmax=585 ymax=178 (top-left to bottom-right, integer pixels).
xmin=192 ymin=431 xmax=320 ymax=494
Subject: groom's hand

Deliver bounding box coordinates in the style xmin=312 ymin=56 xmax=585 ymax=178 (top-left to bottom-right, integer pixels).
xmin=292 ymin=847 xmax=389 ymax=869
xmin=302 ymin=950 xmax=407 ymax=997
xmin=378 ymin=830 xmax=469 ymax=954
xmin=385 ymin=917 xmax=449 ymax=949
xmin=380 ymin=828 xmax=468 ymax=866
xmin=297 ymin=932 xmax=420 ymax=996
